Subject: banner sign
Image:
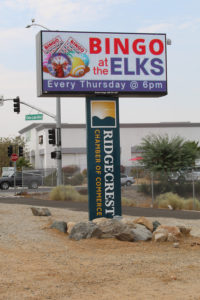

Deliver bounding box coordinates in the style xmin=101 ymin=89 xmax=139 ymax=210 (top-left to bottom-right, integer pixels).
xmin=86 ymin=97 xmax=121 ymax=220
xmin=36 ymin=31 xmax=167 ymax=98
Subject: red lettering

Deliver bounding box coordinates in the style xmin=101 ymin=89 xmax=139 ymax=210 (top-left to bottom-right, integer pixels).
xmin=149 ymin=39 xmax=164 ymax=55
xmin=105 ymin=38 xmax=110 ymax=54
xmin=132 ymin=39 xmax=146 ymax=55
xmin=114 ymin=38 xmax=129 ymax=54
xmin=89 ymin=38 xmax=102 ymax=54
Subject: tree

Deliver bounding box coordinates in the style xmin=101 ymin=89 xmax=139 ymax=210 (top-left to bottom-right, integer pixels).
xmin=139 ymin=134 xmax=200 ymax=173
xmin=16 ymin=157 xmax=32 ymax=170
xmin=0 ymin=136 xmax=30 ymax=174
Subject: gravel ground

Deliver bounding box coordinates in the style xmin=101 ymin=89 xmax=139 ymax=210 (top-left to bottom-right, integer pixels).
xmin=1 ymin=202 xmax=200 ymax=300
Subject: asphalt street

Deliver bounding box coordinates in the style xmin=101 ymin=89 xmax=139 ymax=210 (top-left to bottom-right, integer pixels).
xmin=0 ymin=195 xmax=200 ymax=220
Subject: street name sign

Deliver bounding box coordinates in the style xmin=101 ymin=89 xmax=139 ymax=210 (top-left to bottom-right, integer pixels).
xmin=25 ymin=114 xmax=43 ymax=121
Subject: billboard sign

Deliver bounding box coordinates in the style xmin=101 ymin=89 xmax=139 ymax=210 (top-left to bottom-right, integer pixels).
xmin=86 ymin=97 xmax=121 ymax=220
xmin=36 ymin=31 xmax=167 ymax=97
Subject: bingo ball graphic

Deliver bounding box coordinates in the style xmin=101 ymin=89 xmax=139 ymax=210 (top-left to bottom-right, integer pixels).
xmin=78 ymin=53 xmax=89 ymax=67
xmin=70 ymin=57 xmax=85 ymax=77
xmin=47 ymin=53 xmax=72 ymax=78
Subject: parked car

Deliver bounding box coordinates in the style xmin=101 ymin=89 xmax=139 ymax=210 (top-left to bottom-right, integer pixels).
xmin=168 ymin=168 xmax=200 ymax=183
xmin=0 ymin=171 xmax=43 ymax=190
xmin=120 ymin=174 xmax=135 ymax=186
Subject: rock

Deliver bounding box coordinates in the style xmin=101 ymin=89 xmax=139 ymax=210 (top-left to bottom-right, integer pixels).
xmin=50 ymin=221 xmax=67 ymax=233
xmin=131 ymin=224 xmax=152 ymax=241
xmin=173 ymin=242 xmax=180 ymax=248
xmin=177 ymin=225 xmax=191 ymax=235
xmin=167 ymin=233 xmax=178 ymax=242
xmin=134 ymin=216 xmax=153 ymax=232
xmin=152 ymin=220 xmax=161 ymax=232
xmin=158 ymin=225 xmax=181 ymax=238
xmin=31 ymin=207 xmax=51 ymax=216
xmin=67 ymin=222 xmax=76 ymax=234
xmin=69 ymin=221 xmax=102 ymax=241
xmin=152 ymin=228 xmax=168 ymax=242
xmin=92 ymin=217 xmax=108 ymax=225
xmin=93 ymin=219 xmax=126 ymax=238
xmin=121 ymin=218 xmax=137 ymax=229
xmin=115 ymin=227 xmax=135 ymax=242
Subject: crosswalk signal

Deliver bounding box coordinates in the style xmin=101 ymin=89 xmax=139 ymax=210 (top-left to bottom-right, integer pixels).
xmin=13 ymin=96 xmax=20 ymax=113
xmin=48 ymin=129 xmax=56 ymax=145
xmin=8 ymin=145 xmax=13 ymax=157
xmin=18 ymin=146 xmax=23 ymax=157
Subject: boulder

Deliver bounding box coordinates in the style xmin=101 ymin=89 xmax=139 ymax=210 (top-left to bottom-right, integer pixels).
xmin=167 ymin=233 xmax=178 ymax=242
xmin=50 ymin=221 xmax=67 ymax=233
xmin=120 ymin=218 xmax=137 ymax=229
xmin=177 ymin=225 xmax=191 ymax=235
xmin=152 ymin=228 xmax=168 ymax=242
xmin=67 ymin=222 xmax=76 ymax=234
xmin=115 ymin=227 xmax=135 ymax=242
xmin=134 ymin=216 xmax=153 ymax=232
xmin=31 ymin=207 xmax=51 ymax=216
xmin=131 ymin=224 xmax=152 ymax=241
xmin=93 ymin=218 xmax=126 ymax=238
xmin=158 ymin=225 xmax=181 ymax=238
xmin=152 ymin=220 xmax=161 ymax=232
xmin=69 ymin=221 xmax=102 ymax=241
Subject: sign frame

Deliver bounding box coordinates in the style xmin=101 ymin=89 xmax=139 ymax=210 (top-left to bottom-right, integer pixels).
xmin=36 ymin=31 xmax=167 ymax=98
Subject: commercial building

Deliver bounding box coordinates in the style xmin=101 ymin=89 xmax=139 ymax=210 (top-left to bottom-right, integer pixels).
xmin=19 ymin=122 xmax=200 ymax=170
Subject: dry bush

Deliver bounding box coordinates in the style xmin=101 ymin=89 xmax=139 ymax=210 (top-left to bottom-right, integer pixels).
xmin=49 ymin=185 xmax=87 ymax=202
xmin=183 ymin=198 xmax=200 ymax=210
xmin=155 ymin=192 xmax=184 ymax=210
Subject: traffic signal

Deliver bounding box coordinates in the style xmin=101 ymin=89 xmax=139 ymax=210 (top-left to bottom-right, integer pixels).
xmin=13 ymin=96 xmax=20 ymax=113
xmin=48 ymin=129 xmax=56 ymax=145
xmin=51 ymin=151 xmax=57 ymax=159
xmin=8 ymin=145 xmax=13 ymax=157
xmin=18 ymin=146 xmax=23 ymax=157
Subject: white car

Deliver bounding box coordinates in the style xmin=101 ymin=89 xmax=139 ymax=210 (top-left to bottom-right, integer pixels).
xmin=120 ymin=174 xmax=135 ymax=186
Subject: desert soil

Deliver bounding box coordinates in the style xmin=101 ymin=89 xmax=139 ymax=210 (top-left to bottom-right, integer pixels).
xmin=1 ymin=203 xmax=200 ymax=300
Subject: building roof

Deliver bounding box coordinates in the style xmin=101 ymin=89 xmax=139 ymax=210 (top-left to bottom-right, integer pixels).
xmin=18 ymin=122 xmax=200 ymax=134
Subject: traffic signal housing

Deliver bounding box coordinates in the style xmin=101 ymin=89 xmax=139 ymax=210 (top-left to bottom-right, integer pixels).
xmin=48 ymin=128 xmax=56 ymax=145
xmin=13 ymin=96 xmax=20 ymax=113
xmin=18 ymin=146 xmax=23 ymax=157
xmin=8 ymin=145 xmax=13 ymax=157
xmin=51 ymin=151 xmax=57 ymax=159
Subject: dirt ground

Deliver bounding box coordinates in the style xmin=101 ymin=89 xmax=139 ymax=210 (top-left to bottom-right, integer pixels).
xmin=1 ymin=203 xmax=200 ymax=300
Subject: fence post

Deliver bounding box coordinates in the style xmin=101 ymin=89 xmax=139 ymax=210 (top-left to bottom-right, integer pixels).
xmin=151 ymin=171 xmax=154 ymax=207
xmin=192 ymin=170 xmax=196 ymax=210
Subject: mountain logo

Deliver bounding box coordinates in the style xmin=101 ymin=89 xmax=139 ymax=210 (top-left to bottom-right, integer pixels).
xmin=91 ymin=101 xmax=116 ymax=128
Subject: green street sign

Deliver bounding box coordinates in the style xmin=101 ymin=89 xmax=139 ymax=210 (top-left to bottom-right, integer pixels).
xmin=25 ymin=114 xmax=43 ymax=121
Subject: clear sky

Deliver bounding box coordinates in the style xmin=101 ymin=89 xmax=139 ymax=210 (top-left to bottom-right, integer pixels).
xmin=0 ymin=0 xmax=200 ymax=137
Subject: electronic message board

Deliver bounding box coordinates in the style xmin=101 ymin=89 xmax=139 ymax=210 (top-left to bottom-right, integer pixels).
xmin=36 ymin=31 xmax=167 ymax=97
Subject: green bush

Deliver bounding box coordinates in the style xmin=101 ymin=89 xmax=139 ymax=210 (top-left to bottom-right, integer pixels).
xmin=49 ymin=185 xmax=87 ymax=202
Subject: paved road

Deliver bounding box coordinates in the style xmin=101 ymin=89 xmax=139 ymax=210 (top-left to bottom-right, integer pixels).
xmin=0 ymin=196 xmax=200 ymax=220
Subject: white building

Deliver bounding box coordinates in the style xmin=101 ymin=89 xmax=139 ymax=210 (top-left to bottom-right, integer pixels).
xmin=19 ymin=122 xmax=200 ymax=170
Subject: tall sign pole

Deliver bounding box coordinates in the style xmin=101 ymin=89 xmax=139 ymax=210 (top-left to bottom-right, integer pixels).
xmin=86 ymin=97 xmax=121 ymax=220
xmin=56 ymin=96 xmax=62 ymax=185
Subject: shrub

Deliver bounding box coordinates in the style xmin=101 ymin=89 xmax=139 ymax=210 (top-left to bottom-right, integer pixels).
xmin=155 ymin=192 xmax=184 ymax=210
xmin=183 ymin=198 xmax=200 ymax=211
xmin=62 ymin=165 xmax=80 ymax=176
xmin=49 ymin=185 xmax=83 ymax=201
xmin=70 ymin=173 xmax=84 ymax=186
